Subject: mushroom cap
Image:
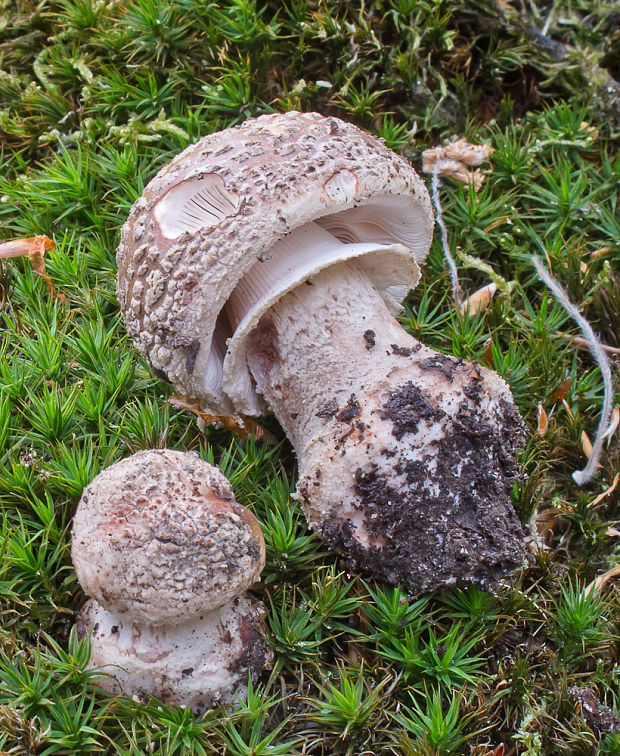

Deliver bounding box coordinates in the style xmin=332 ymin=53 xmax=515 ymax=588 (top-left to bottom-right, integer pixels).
xmin=77 ymin=594 xmax=270 ymax=713
xmin=116 ymin=111 xmax=433 ymax=414
xmin=72 ymin=449 xmax=265 ymax=624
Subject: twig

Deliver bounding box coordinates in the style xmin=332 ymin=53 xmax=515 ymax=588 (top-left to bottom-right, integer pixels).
xmin=561 ymin=334 xmax=620 ymax=356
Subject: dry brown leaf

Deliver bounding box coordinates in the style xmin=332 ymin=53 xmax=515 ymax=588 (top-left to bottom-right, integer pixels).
xmin=588 ymin=473 xmax=619 ymax=509
xmin=580 ymin=261 xmax=588 ymax=274
xmin=584 ymin=565 xmax=620 ymax=597
xmin=579 ymin=121 xmax=599 ymax=139
xmin=0 ymin=235 xmax=64 ymax=301
xmin=550 ymin=377 xmax=571 ymax=403
xmin=581 ymin=430 xmax=593 ymax=459
xmin=460 ymin=283 xmax=497 ymax=316
xmin=606 ymin=527 xmax=620 ymax=537
xmin=481 ymin=337 xmax=493 ymax=368
xmin=440 ymin=138 xmax=494 ymax=165
xmin=591 ymin=246 xmax=614 ymax=259
xmin=537 ymin=403 xmax=548 ymax=436
xmin=570 ymin=336 xmax=620 ymax=356
xmin=536 ymin=507 xmax=559 ymax=538
xmin=166 ymin=394 xmax=277 ymax=444
xmin=422 ymin=156 xmax=471 ymax=183
xmin=422 ymin=138 xmax=493 ymax=190
xmin=603 ymin=406 xmax=620 ymax=446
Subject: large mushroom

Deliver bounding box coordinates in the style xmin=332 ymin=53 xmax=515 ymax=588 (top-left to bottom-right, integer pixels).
xmin=72 ymin=449 xmax=270 ymax=711
xmin=117 ymin=111 xmax=527 ymax=595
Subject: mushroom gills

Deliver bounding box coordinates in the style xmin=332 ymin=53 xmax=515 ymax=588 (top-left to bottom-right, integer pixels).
xmin=222 ymin=221 xmax=418 ymax=415
xmin=203 ymin=310 xmax=235 ymax=413
xmin=153 ymin=174 xmax=241 ymax=240
xmin=317 ymin=199 xmax=429 ymax=255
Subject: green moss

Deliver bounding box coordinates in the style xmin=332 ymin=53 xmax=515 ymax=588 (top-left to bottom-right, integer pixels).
xmin=0 ymin=1 xmax=618 ymax=753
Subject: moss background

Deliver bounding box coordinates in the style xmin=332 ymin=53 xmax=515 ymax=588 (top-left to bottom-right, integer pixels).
xmin=0 ymin=1 xmax=618 ymax=754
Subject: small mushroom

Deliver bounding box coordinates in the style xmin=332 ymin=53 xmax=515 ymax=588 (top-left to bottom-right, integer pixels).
xmin=72 ymin=449 xmax=269 ymax=711
xmin=117 ymin=112 xmax=527 ymax=595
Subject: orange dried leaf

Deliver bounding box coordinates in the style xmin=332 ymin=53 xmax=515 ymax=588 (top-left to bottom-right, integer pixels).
xmin=28 ymin=236 xmax=64 ymax=301
xmin=581 ymin=430 xmax=593 ymax=459
xmin=584 ymin=565 xmax=620 ymax=598
xmin=0 ymin=235 xmax=64 ymax=301
xmin=588 ymin=473 xmax=619 ymax=509
xmin=591 ymin=246 xmax=614 ymax=259
xmin=166 ymin=394 xmax=276 ymax=444
xmin=606 ymin=527 xmax=620 ymax=537
xmin=460 ymin=283 xmax=497 ymax=316
xmin=537 ymin=403 xmax=548 ymax=436
xmin=0 ymin=234 xmax=56 ymax=260
xmin=550 ymin=377 xmax=571 ymax=403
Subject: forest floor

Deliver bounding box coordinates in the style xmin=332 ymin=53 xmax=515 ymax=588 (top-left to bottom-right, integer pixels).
xmin=0 ymin=1 xmax=618 ymax=754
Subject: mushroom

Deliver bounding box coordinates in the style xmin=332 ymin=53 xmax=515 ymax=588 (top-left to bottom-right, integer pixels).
xmin=72 ymin=449 xmax=270 ymax=711
xmin=117 ymin=111 xmax=527 ymax=595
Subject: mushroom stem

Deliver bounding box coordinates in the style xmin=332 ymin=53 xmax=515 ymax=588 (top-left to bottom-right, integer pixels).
xmin=222 ymin=221 xmax=415 ymax=417
xmin=78 ymin=595 xmax=268 ymax=713
xmin=246 ymin=259 xmax=407 ymax=449
xmin=246 ymin=261 xmax=527 ymax=593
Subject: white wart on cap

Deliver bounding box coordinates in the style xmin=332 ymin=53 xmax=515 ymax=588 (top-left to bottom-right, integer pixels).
xmin=72 ymin=449 xmax=265 ymax=624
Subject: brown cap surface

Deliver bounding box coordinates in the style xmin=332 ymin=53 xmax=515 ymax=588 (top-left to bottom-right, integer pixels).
xmin=72 ymin=449 xmax=265 ymax=624
xmin=116 ymin=111 xmax=433 ymax=414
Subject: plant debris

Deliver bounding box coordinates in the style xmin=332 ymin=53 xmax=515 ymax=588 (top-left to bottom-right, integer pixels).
xmin=0 ymin=235 xmax=64 ymax=300
xmin=166 ymin=394 xmax=277 ymax=443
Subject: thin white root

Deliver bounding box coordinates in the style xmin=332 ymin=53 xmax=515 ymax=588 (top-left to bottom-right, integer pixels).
xmin=423 ymin=139 xmax=494 ymax=307
xmin=431 ymin=162 xmax=463 ymax=306
xmin=532 ymin=256 xmax=614 ymax=486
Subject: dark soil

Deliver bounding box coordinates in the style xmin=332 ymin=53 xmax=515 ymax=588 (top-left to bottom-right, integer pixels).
xmin=319 ymin=373 xmax=528 ymax=595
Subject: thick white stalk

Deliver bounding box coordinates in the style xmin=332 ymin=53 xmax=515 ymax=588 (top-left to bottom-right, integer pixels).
xmin=246 ymin=261 xmax=527 ymax=594
xmin=78 ymin=595 xmax=268 ymax=713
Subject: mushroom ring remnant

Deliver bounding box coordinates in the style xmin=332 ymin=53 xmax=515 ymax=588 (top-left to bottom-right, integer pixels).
xmin=72 ymin=449 xmax=270 ymax=711
xmin=117 ymin=111 xmax=527 ymax=595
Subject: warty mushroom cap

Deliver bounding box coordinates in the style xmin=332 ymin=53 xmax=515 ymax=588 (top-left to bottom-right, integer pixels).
xmin=77 ymin=594 xmax=268 ymax=713
xmin=72 ymin=449 xmax=265 ymax=624
xmin=116 ymin=111 xmax=433 ymax=415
